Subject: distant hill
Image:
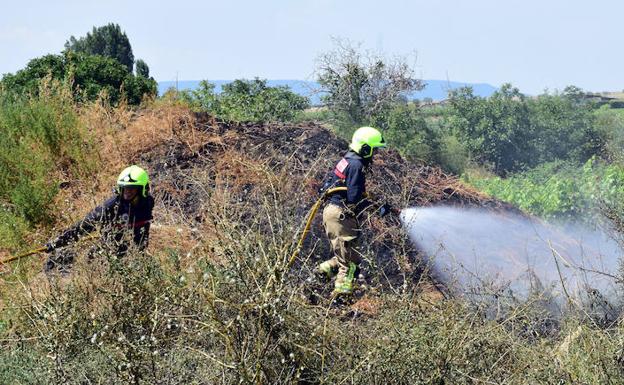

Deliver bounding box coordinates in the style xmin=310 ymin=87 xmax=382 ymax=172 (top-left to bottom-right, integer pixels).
xmin=157 ymin=79 xmax=497 ymax=104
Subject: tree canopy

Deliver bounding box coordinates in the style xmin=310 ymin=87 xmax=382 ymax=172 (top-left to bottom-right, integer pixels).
xmin=177 ymin=78 xmax=310 ymax=123
xmin=446 ymin=84 xmax=603 ymax=174
xmin=316 ymin=39 xmax=423 ymax=127
xmin=135 ymin=59 xmax=150 ymax=78
xmin=1 ymin=52 xmax=156 ymax=105
xmin=65 ymin=23 xmax=135 ymax=73
xmin=1 ymin=23 xmax=156 ymax=105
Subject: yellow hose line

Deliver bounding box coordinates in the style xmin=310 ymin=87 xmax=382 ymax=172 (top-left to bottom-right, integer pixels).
xmin=287 ymin=187 xmax=347 ymax=269
xmin=1 ymin=246 xmax=47 ymax=265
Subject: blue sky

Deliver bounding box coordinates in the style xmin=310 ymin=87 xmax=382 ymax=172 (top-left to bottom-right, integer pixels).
xmin=1 ymin=0 xmax=623 ymax=94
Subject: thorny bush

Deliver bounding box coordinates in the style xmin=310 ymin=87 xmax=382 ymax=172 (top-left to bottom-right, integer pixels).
xmin=2 ymin=103 xmax=624 ymax=383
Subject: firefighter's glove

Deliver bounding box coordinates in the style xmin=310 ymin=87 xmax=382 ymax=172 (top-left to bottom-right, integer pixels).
xmin=44 ymin=241 xmax=57 ymax=253
xmin=378 ymin=203 xmax=392 ymax=218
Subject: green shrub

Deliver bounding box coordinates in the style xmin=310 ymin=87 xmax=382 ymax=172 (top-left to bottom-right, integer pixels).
xmin=1 ymin=52 xmax=156 ymax=105
xmin=463 ymin=158 xmax=624 ymax=221
xmin=180 ymin=78 xmax=309 ymax=123
xmin=0 ymin=80 xmax=96 ymax=248
xmin=371 ymin=103 xmax=438 ymax=163
xmin=447 ymin=85 xmax=603 ymax=175
xmin=65 ymin=23 xmax=135 ymax=73
xmin=595 ymin=105 xmax=624 ymax=162
xmin=293 ymin=107 xmax=334 ymax=123
xmin=438 ymin=134 xmax=470 ymax=175
xmin=0 ymin=209 xmax=29 ymax=250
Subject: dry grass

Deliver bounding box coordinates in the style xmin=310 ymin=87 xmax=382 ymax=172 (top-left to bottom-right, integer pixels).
xmin=2 ymin=100 xmax=624 ymax=383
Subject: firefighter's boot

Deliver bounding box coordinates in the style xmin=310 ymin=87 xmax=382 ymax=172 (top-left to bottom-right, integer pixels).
xmin=332 ymin=262 xmax=357 ymax=296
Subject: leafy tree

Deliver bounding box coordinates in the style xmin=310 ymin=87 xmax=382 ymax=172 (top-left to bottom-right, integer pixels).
xmin=179 ymin=80 xmax=220 ymax=112
xmin=595 ymin=105 xmax=624 ymax=162
xmin=371 ymin=103 xmax=438 ymax=163
xmin=316 ymin=39 xmax=423 ymax=127
xmin=0 ymin=52 xmax=156 ymax=105
xmin=0 ymin=55 xmax=66 ymax=94
xmin=181 ymin=78 xmax=309 ymax=123
xmin=528 ymin=87 xmax=601 ymax=165
xmin=446 ymin=84 xmax=602 ymax=175
xmin=447 ymin=84 xmax=532 ymax=174
xmin=219 ymin=79 xmax=309 ymax=122
xmin=2 ymin=22 xmax=156 ymax=104
xmin=135 ymin=59 xmax=150 ymax=78
xmin=122 ymin=72 xmax=158 ymax=105
xmin=68 ymin=53 xmax=128 ymax=102
xmin=0 ymin=55 xmax=67 ymax=94
xmin=437 ymin=133 xmax=470 ymax=175
xmin=65 ymin=23 xmax=135 ymax=72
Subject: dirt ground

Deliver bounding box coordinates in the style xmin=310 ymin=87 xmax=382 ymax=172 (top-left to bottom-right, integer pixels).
xmin=14 ymin=107 xmax=518 ymax=314
xmin=117 ymin=111 xmax=518 ymax=310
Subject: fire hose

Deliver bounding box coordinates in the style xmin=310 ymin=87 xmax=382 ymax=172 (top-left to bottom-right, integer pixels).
xmin=1 ymin=246 xmax=48 ymax=265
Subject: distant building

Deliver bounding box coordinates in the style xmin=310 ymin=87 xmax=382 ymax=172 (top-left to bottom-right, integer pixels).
xmin=420 ymin=99 xmax=449 ymax=108
xmin=581 ymin=92 xmax=624 ymax=108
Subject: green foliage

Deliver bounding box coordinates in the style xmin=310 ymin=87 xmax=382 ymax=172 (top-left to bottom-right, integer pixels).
xmin=2 ymin=23 xmax=155 ymax=105
xmin=68 ymin=53 xmax=129 ymax=102
xmin=180 ymin=78 xmax=309 ymax=123
xmin=0 ymin=209 xmax=29 ymax=250
xmin=529 ymin=86 xmax=602 ymax=164
xmin=447 ymin=84 xmax=603 ymax=175
xmin=177 ymin=80 xmax=217 ymax=112
xmin=122 ymin=72 xmax=158 ymax=105
xmin=437 ymin=133 xmax=470 ymax=175
xmin=316 ymin=40 xmax=423 ymax=125
xmin=463 ymin=158 xmax=624 ymax=221
xmin=0 ymin=52 xmax=156 ymax=105
xmin=135 ymin=58 xmax=150 ymax=78
xmin=371 ymin=103 xmax=438 ymax=163
xmin=0 ymin=81 xmax=96 ymax=248
xmin=65 ymin=23 xmax=135 ymax=72
xmin=447 ymin=84 xmax=532 ymax=174
xmin=292 ymin=106 xmax=334 ymax=123
xmin=219 ymin=79 xmax=309 ymax=122
xmin=0 ymin=55 xmax=66 ymax=94
xmin=595 ymin=105 xmax=624 ymax=162
xmin=2 ymin=172 xmax=624 ymax=383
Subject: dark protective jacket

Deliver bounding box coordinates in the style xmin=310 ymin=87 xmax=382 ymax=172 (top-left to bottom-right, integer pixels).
xmin=323 ymin=151 xmax=372 ymax=215
xmin=48 ymin=194 xmax=154 ymax=255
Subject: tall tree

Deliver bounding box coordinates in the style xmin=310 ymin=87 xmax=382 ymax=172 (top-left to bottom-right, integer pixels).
xmin=316 ymin=39 xmax=423 ymax=126
xmin=65 ymin=23 xmax=135 ymax=72
xmin=447 ymin=84 xmax=533 ymax=174
xmin=135 ymin=59 xmax=149 ymax=78
xmin=0 ymin=52 xmax=156 ymax=105
xmin=446 ymin=84 xmax=601 ymax=175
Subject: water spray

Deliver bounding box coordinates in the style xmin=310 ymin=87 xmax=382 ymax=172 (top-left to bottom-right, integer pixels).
xmin=401 ymin=206 xmax=624 ymax=316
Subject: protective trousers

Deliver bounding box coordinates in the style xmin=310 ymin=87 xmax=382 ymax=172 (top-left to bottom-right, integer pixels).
xmin=320 ymin=203 xmax=361 ymax=294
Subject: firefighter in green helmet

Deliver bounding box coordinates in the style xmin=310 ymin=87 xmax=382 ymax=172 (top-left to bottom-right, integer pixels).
xmin=44 ymin=165 xmax=155 ymax=273
xmin=317 ymin=127 xmax=392 ymax=296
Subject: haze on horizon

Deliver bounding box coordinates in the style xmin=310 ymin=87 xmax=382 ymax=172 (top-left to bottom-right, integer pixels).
xmin=1 ymin=0 xmax=623 ymax=95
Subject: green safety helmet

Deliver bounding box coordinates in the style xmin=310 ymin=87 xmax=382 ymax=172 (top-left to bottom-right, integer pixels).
xmin=117 ymin=165 xmax=150 ymax=197
xmin=349 ymin=126 xmax=386 ymax=158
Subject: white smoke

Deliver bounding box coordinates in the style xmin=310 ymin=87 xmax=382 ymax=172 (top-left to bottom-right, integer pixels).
xmin=401 ymin=206 xmax=624 ymax=315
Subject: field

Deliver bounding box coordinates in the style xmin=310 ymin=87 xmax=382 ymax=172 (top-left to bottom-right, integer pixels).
xmin=1 ymin=93 xmax=624 ymax=383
